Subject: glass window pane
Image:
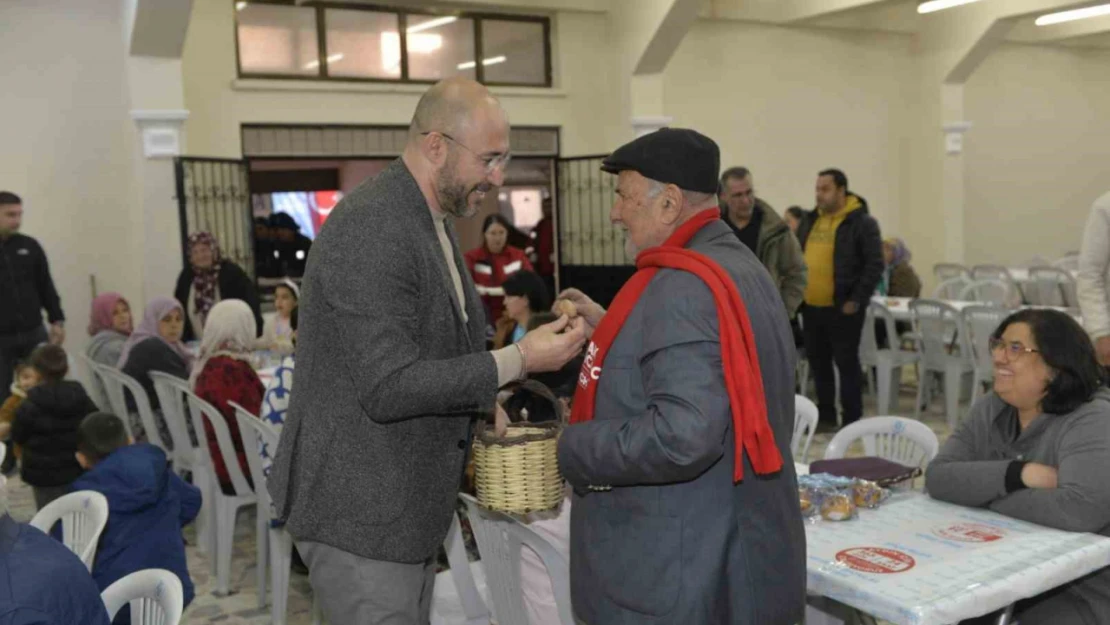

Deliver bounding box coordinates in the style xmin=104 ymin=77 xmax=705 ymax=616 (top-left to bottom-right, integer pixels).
xmin=237 ymin=4 xmax=320 ymax=76
xmin=324 ymin=10 xmax=401 ymax=79
xmin=405 ymin=16 xmax=476 ymax=81
xmin=480 ymin=20 xmax=547 ymax=85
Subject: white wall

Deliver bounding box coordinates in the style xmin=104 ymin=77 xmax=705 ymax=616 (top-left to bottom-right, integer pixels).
xmin=181 ymin=0 xmax=620 ymax=159
xmin=664 ymin=20 xmax=914 ymax=235
xmin=964 ymin=42 xmax=1110 ymax=267
xmin=0 ymin=0 xmax=141 ymax=356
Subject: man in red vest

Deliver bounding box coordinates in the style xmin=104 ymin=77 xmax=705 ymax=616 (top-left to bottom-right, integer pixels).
xmin=557 ymin=128 xmax=806 ymax=624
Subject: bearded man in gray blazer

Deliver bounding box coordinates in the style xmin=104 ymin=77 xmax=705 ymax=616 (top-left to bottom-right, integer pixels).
xmin=268 ymin=78 xmax=586 ymax=624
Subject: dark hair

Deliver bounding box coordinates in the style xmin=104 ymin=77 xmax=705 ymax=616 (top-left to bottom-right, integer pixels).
xmin=77 ymin=413 xmax=130 ymax=465
xmin=13 ymin=360 xmax=33 ymax=375
xmin=993 ymin=309 xmax=1106 ymax=414
xmin=527 ymin=311 xmax=558 ymax=332
xmin=502 ymin=270 xmax=550 ymax=313
xmin=481 ymin=213 xmax=514 ymax=236
xmin=275 ymin=283 xmax=299 ymax=301
xmin=30 ymin=344 xmax=68 ymax=382
xmin=818 ymin=169 xmax=849 ymax=190
xmin=785 ymin=206 xmax=805 ymax=221
xmin=719 ymin=166 xmax=751 ymax=189
xmin=290 ymin=306 xmax=299 ymax=332
xmin=0 ymin=191 xmax=22 ymax=206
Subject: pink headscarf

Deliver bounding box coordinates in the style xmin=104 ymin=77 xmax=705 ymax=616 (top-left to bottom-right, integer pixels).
xmin=87 ymin=292 xmax=131 ymax=337
xmin=116 ymin=297 xmax=194 ymax=370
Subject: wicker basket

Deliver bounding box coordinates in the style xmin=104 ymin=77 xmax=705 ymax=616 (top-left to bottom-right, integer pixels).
xmin=472 ymin=419 xmax=564 ymax=514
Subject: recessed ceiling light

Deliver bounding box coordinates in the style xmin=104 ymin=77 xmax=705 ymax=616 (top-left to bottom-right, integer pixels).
xmin=1036 ymin=3 xmax=1110 ymax=26
xmin=917 ymin=0 xmax=981 ymax=15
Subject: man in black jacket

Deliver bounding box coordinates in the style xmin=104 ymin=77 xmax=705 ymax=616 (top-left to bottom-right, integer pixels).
xmin=797 ymin=170 xmax=883 ymax=429
xmin=0 ymin=192 xmax=65 ymax=404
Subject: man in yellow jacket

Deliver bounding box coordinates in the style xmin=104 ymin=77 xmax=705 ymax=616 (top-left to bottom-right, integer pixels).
xmin=797 ymin=169 xmax=883 ymax=430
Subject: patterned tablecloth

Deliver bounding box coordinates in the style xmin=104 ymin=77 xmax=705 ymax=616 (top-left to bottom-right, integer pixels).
xmin=803 ymin=489 xmax=1110 ymax=625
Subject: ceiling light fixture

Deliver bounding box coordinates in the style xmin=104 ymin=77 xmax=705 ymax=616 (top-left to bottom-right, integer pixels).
xmin=235 ymin=1 xmax=247 ymax=10
xmin=917 ymin=0 xmax=981 ymax=14
xmin=1036 ymin=3 xmax=1110 ymax=25
xmin=305 ymin=53 xmax=344 ymax=70
xmin=457 ymin=56 xmax=507 ymax=70
xmin=407 ymin=16 xmax=458 ymax=34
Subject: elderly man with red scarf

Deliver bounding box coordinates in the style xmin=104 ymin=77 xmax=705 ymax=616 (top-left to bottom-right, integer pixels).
xmin=557 ymin=128 xmax=806 ymax=625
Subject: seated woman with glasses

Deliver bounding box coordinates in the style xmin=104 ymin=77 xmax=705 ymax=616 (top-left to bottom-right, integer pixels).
xmin=926 ymin=309 xmax=1110 ymax=625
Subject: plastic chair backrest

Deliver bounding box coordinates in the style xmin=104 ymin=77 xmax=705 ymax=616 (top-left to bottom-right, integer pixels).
xmin=958 ymin=279 xmax=1014 ymax=308
xmin=961 ymin=305 xmax=1009 ymax=375
xmin=149 ymin=372 xmax=199 ymax=465
xmin=823 ymin=417 xmax=939 ymax=468
xmin=971 ymin=264 xmax=1016 ymax=284
xmin=29 ymin=490 xmax=110 ymax=572
xmin=860 ymin=304 xmax=878 ymax=364
xmin=1053 ymin=254 xmax=1079 ymax=272
xmin=932 ymin=275 xmax=971 ymax=301
xmin=911 ymin=299 xmax=970 ymax=366
xmin=1028 ymin=266 xmax=1077 ymax=308
xmin=460 ymin=494 xmax=575 ymax=625
xmin=185 ymin=390 xmax=255 ymax=497
xmin=94 ymin=363 xmax=133 ymax=438
xmin=101 ymin=568 xmax=184 ymax=625
xmin=231 ymin=402 xmax=277 ymax=509
xmin=76 ymin=353 xmax=110 ymax=412
xmin=933 ymin=263 xmax=969 ymax=284
xmin=792 ymin=395 xmax=818 ymax=463
xmin=99 ymin=367 xmax=169 ymax=453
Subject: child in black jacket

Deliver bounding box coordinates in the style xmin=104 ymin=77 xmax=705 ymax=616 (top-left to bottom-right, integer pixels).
xmin=11 ymin=344 xmax=99 ymax=509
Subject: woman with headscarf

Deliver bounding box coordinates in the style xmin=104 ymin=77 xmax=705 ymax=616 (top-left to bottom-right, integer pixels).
xmin=85 ymin=292 xmax=133 ymax=367
xmin=191 ymin=299 xmax=263 ymax=494
xmin=877 ymin=237 xmax=922 ymax=298
xmin=465 ymin=214 xmax=533 ymax=326
xmin=118 ymin=297 xmax=193 ymax=443
xmin=173 ymin=232 xmax=263 ymax=342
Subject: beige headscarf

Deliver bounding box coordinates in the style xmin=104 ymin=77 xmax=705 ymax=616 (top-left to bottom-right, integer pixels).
xmin=189 ymin=299 xmax=257 ymax=385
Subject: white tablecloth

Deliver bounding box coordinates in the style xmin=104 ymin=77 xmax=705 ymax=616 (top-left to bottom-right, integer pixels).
xmin=804 ymin=491 xmax=1110 ymax=625
xmin=872 ymin=296 xmax=1075 ymax=322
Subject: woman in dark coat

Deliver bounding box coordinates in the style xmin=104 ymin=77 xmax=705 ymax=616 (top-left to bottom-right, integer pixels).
xmin=174 ymin=232 xmax=262 ymax=342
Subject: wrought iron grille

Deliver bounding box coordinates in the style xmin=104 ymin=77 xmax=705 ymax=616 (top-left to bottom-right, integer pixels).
xmin=174 ymin=158 xmax=254 ymax=279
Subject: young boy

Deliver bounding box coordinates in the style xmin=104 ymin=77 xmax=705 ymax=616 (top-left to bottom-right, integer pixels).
xmin=72 ymin=412 xmax=201 ymax=624
xmin=10 ymin=344 xmax=98 ymax=508
xmin=0 ymin=362 xmax=39 ymax=473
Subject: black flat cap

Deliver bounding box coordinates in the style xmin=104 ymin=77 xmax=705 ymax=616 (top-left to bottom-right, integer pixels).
xmin=601 ymin=128 xmax=720 ymax=195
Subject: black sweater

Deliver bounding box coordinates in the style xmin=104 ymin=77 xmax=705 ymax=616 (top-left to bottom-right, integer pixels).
xmin=0 ymin=233 xmax=64 ymax=336
xmin=121 ymin=337 xmax=189 ymax=412
xmin=11 ymin=381 xmax=99 ymax=487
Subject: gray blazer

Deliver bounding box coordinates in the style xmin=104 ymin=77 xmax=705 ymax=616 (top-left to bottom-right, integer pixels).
xmin=927 ymin=390 xmax=1110 ymax=623
xmin=557 ymin=220 xmax=807 ymax=624
xmin=268 ymin=159 xmax=498 ymax=563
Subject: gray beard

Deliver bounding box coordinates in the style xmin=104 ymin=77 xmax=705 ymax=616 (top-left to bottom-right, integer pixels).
xmin=435 ymin=168 xmax=474 ymax=218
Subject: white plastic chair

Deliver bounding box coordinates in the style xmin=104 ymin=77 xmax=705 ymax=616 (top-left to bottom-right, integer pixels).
xmin=98 ymin=366 xmax=171 ymax=454
xmin=76 ymin=353 xmax=110 ymax=412
xmin=933 ymin=263 xmax=969 ymax=285
xmin=185 ymin=391 xmax=258 ymax=596
xmin=94 ymin=362 xmax=134 ymax=440
xmin=1053 ymin=253 xmax=1079 ymax=272
xmin=230 ymin=402 xmax=276 ymax=612
xmin=958 ymin=279 xmax=1017 ymax=308
xmin=932 ymin=275 xmax=972 ymax=301
xmin=962 ymin=305 xmax=1009 ymax=405
xmin=1027 ymin=266 xmax=1078 ymax=309
xmin=0 ymin=443 xmax=5 ymax=470
xmin=793 ymin=395 xmax=818 ymax=463
xmin=862 ymin=302 xmax=921 ymax=415
xmin=29 ymin=490 xmax=109 ymax=572
xmin=971 ymin=265 xmax=1023 ymax=305
xmin=823 ymin=417 xmax=939 ymax=469
xmin=149 ymin=371 xmax=211 ymax=555
xmin=460 ymin=494 xmax=575 ymax=625
xmin=911 ymin=299 xmax=976 ymax=429
xmin=101 ymin=568 xmax=183 ymax=625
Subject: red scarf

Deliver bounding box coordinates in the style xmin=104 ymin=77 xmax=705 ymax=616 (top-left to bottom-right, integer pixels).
xmin=569 ymin=208 xmax=783 ymax=482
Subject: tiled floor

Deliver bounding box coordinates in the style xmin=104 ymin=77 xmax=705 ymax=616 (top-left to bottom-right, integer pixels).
xmin=7 ymin=380 xmax=957 ymax=624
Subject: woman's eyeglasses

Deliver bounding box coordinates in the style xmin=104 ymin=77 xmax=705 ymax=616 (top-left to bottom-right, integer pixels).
xmin=989 ymin=338 xmax=1039 ymax=361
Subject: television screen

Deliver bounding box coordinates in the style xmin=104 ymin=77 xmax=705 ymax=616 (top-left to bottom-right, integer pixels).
xmin=270 ymin=191 xmax=341 ymax=240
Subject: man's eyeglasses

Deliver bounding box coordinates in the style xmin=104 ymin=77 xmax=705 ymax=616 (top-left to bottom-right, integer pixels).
xmin=989 ymin=338 xmax=1039 ymax=361
xmin=422 ymin=131 xmax=511 ymax=174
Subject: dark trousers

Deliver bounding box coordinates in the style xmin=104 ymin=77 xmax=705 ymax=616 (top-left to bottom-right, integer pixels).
xmin=0 ymin=326 xmax=48 ymax=404
xmin=803 ymin=305 xmax=866 ymax=426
